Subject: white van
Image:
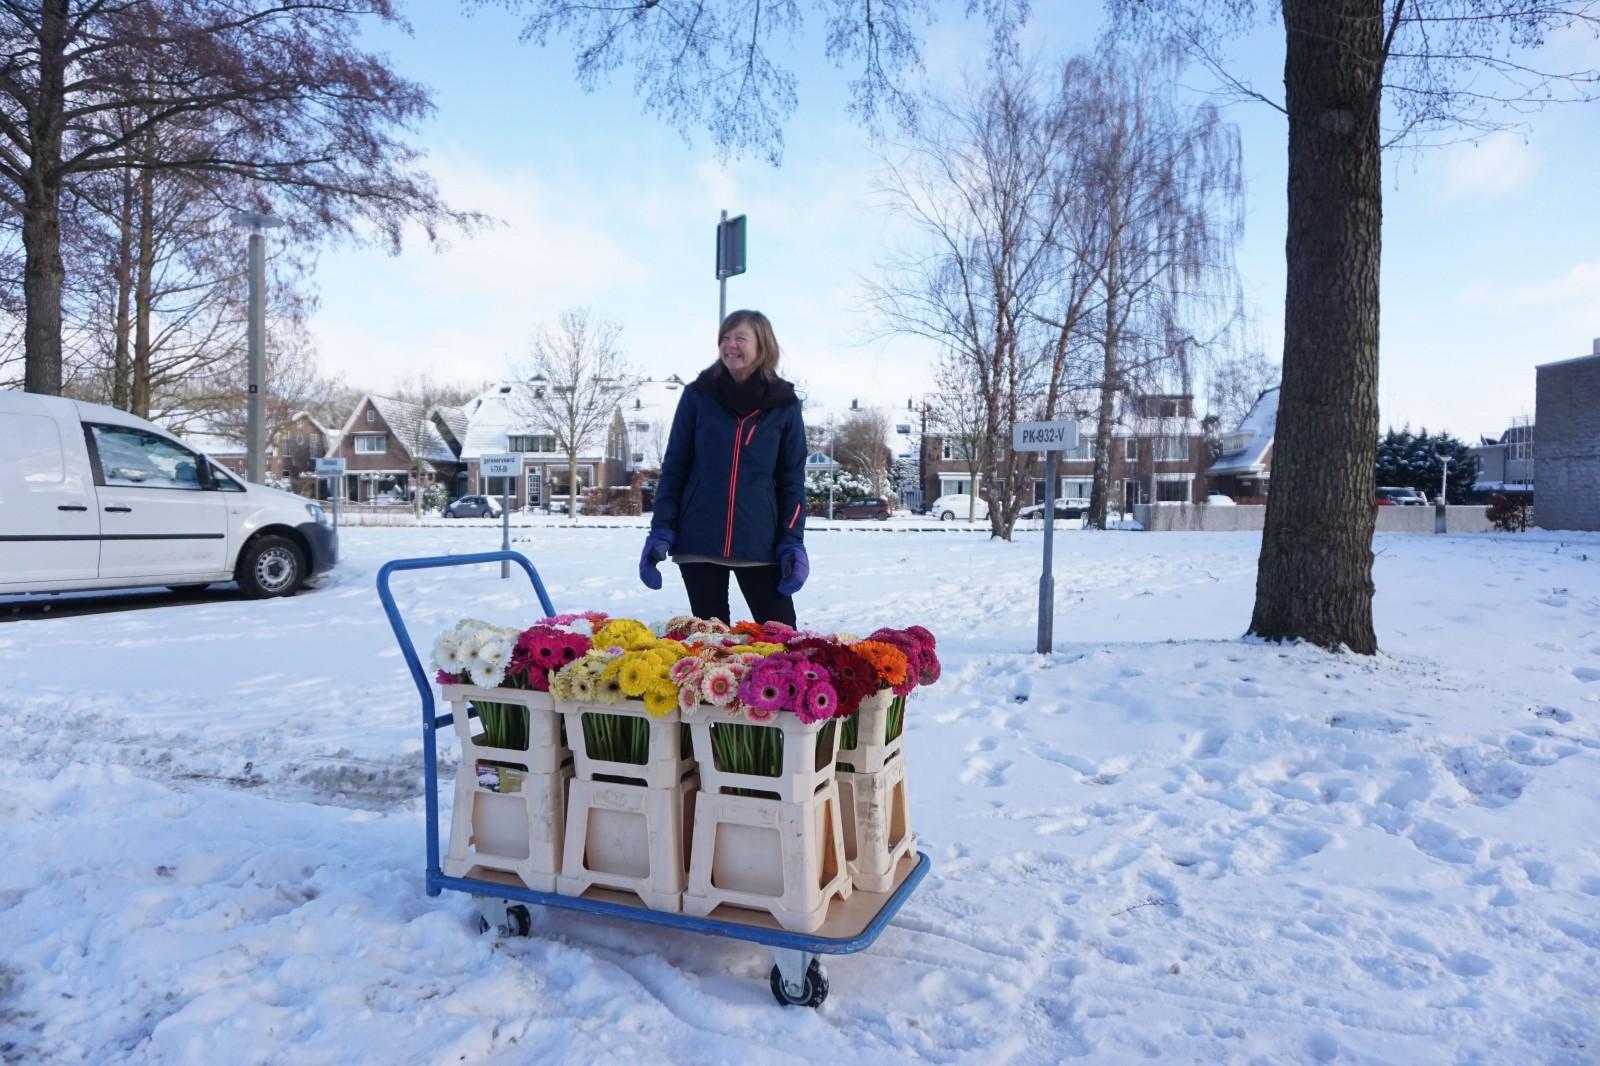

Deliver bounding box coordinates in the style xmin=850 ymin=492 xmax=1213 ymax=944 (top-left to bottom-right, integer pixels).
xmin=1 ymin=391 xmax=337 ymax=598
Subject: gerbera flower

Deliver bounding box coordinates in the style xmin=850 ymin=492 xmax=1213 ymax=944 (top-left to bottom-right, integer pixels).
xmin=798 ymin=680 xmax=838 ymax=724
xmin=619 ymin=657 xmax=652 ymax=698
xmin=702 ymin=666 xmax=739 ymax=707
xmin=643 ymin=681 xmax=678 ymax=717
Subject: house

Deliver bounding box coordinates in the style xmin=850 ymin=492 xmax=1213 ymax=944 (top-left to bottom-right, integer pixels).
xmin=918 ymin=392 xmax=1212 ymax=513
xmin=274 ymin=411 xmax=336 ymax=496
xmin=618 ymin=376 xmax=688 ymax=477
xmin=458 ymin=380 xmax=631 ymax=510
xmin=1206 ymin=387 xmax=1278 ymax=501
xmin=1534 ymin=339 xmax=1600 ymax=531
xmin=327 ymin=394 xmax=464 ymax=503
xmin=180 ymin=429 xmax=250 ymax=479
xmin=1469 ymin=418 xmax=1534 ymax=496
xmin=804 ymin=396 xmax=922 ymax=508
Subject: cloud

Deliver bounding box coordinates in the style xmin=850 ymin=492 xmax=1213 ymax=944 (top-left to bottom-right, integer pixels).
xmin=1458 ymin=260 xmax=1600 ymax=346
xmin=1434 ymin=131 xmax=1538 ymax=202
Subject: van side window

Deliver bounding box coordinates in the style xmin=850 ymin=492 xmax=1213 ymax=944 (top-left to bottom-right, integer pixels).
xmin=87 ymin=424 xmax=203 ymax=490
xmin=209 ymin=464 xmax=245 ymax=492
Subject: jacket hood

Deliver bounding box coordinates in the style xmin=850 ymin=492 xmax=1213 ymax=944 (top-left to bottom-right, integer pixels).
xmin=690 ymin=366 xmax=798 ymax=410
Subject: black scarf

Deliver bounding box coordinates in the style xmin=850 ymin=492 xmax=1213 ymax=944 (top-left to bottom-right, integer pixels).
xmin=713 ymin=370 xmax=768 ymax=418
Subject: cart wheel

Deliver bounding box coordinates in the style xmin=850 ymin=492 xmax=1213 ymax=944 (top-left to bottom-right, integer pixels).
xmin=478 ymin=904 xmax=532 ymax=938
xmin=769 ymin=958 xmax=828 ymax=1008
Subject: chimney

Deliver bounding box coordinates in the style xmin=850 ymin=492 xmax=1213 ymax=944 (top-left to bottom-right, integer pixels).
xmin=851 ymin=399 xmax=859 ymax=410
xmin=1592 ymin=337 xmax=1600 ymax=355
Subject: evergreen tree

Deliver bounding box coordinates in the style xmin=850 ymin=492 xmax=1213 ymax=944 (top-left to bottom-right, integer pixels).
xmin=1375 ymin=428 xmax=1479 ymax=504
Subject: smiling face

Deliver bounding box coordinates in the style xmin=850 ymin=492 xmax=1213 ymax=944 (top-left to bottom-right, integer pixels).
xmin=719 ymin=322 xmax=760 ymax=381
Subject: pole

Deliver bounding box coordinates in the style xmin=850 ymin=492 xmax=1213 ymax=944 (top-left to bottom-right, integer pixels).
xmin=718 ymin=209 xmax=728 ymax=326
xmin=1037 ymin=449 xmax=1056 ymax=654
xmin=246 ymin=229 xmax=265 ymax=483
xmin=827 ymin=416 xmax=836 ymax=520
xmin=501 ymin=476 xmax=511 ymax=579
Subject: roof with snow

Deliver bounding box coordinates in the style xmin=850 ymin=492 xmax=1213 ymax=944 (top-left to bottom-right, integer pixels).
xmin=342 ymin=395 xmax=458 ymax=464
xmin=1207 ymin=387 xmax=1279 ymax=477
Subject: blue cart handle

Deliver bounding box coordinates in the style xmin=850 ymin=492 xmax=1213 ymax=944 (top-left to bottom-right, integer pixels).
xmin=376 ymin=552 xmax=557 ymax=730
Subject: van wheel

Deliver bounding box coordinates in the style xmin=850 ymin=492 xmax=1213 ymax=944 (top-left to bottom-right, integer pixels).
xmin=237 ymin=535 xmax=304 ymax=598
xmin=939 ymin=510 xmax=955 ymax=521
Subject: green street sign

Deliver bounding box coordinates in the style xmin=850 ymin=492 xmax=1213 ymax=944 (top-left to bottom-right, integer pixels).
xmin=716 ymin=214 xmax=747 ymax=278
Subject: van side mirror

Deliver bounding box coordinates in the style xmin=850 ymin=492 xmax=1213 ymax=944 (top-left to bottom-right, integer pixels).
xmin=199 ymin=458 xmax=219 ymax=490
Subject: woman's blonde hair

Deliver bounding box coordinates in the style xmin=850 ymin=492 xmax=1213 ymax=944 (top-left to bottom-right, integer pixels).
xmin=712 ymin=309 xmax=782 ymax=381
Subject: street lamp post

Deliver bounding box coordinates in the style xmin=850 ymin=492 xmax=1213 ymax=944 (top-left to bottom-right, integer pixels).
xmin=1437 ymin=452 xmax=1453 ymax=504
xmin=230 ymin=211 xmax=285 ymax=483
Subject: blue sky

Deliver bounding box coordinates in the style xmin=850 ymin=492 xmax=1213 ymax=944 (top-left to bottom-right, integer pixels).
xmin=304 ymin=2 xmax=1600 ymax=440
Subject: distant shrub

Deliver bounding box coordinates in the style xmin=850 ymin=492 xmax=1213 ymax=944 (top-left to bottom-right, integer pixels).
xmin=1486 ymin=492 xmax=1533 ymax=532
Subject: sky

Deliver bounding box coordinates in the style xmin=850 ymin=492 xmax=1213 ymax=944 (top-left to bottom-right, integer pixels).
xmin=300 ymin=2 xmax=1600 ymax=441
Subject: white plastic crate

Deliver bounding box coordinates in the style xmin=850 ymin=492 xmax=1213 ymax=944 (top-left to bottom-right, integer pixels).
xmin=837 ymin=690 xmax=906 ymax=773
xmin=556 ymin=771 xmax=697 ymax=912
xmin=682 ymin=779 xmax=852 ymax=933
xmin=440 ymin=684 xmax=566 ymax=775
xmin=838 ymin=754 xmax=916 ymax=893
xmin=685 ymin=705 xmax=839 ymax=802
xmin=556 ymin=700 xmax=693 ymax=788
xmin=443 ymin=762 xmax=573 ymax=893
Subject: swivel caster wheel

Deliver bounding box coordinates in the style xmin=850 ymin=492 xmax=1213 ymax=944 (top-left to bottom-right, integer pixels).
xmin=476 ymin=902 xmax=532 ymax=938
xmin=769 ymin=957 xmax=828 ymax=1008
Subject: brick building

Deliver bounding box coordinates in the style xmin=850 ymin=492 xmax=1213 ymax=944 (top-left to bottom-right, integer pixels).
xmin=1534 ymin=340 xmax=1600 ymax=531
xmin=328 ymin=395 xmax=465 ymax=503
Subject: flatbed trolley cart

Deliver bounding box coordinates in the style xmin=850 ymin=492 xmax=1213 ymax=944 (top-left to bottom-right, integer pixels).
xmin=377 ymin=550 xmax=931 ymax=1007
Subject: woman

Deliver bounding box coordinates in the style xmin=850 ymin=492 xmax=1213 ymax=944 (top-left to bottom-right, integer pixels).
xmin=638 ymin=310 xmax=808 ymax=626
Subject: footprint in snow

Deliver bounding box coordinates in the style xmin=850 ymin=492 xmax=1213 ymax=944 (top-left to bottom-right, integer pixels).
xmin=1571 ymin=666 xmax=1600 ymax=683
xmin=960 ymin=756 xmax=1011 ymax=788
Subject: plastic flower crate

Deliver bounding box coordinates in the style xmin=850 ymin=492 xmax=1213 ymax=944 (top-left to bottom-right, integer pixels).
xmin=838 ymin=755 xmax=916 ymax=893
xmin=837 ymin=690 xmax=905 ymax=773
xmin=555 ymin=700 xmax=694 ymax=788
xmin=684 ymin=704 xmax=840 ymax=803
xmin=682 ymin=777 xmax=852 ymax=933
xmin=556 ymin=771 xmax=698 ymax=911
xmin=439 ymin=684 xmax=567 ymax=776
xmin=444 ymin=762 xmax=573 ymax=893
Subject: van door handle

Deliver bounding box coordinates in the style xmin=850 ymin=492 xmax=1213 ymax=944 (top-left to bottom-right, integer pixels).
xmin=104 ymin=506 xmax=133 ymax=513
xmin=58 ymin=504 xmax=88 ymax=512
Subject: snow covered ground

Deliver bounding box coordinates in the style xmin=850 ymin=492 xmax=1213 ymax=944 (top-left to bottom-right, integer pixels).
xmin=3 ymin=525 xmax=1598 ymax=1064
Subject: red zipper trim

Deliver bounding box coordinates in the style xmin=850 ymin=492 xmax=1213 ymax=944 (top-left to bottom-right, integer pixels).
xmin=724 ymin=413 xmax=755 ymax=556
xmin=788 ymin=502 xmax=802 ymax=529
xmin=744 ymin=423 xmax=758 ymax=446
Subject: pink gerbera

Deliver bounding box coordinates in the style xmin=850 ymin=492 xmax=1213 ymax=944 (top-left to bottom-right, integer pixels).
xmin=798 ymin=680 xmax=838 ymax=724
xmin=703 ymin=666 xmax=739 ymax=707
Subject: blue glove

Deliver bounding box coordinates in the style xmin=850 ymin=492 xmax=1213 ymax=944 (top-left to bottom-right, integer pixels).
xmin=776 ymin=543 xmax=809 ymax=597
xmin=639 ymin=530 xmax=675 ymax=590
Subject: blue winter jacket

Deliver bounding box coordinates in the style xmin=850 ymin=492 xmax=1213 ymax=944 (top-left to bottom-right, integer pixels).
xmin=651 ymin=370 xmax=807 ymax=561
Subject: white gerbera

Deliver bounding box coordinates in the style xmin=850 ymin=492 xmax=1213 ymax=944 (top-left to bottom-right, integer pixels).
xmin=432 ymin=633 xmax=460 ymax=674
xmin=469 ymin=659 xmax=506 ymax=688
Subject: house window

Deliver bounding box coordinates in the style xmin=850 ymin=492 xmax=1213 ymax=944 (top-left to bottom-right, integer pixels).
xmin=508 ymin=434 xmax=558 ymax=453
xmin=1153 ymin=437 xmax=1191 ymax=462
xmin=355 ymin=433 xmax=386 ymax=454
xmin=1155 ymin=474 xmax=1192 ymax=502
xmin=632 ymin=452 xmax=645 ymax=463
xmin=365 ymin=409 xmax=376 ymax=424
xmin=1065 ymin=438 xmax=1095 ymax=461
xmin=939 ymin=477 xmax=973 ymax=496
xmin=1066 ymin=479 xmax=1093 ymax=499
xmin=940 ymin=440 xmax=975 ymax=461
xmin=632 ymin=422 xmax=650 ymax=433
xmin=1124 ymin=438 xmax=1138 ymax=461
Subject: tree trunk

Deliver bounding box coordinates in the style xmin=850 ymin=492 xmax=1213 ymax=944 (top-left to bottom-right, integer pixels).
xmin=1250 ymin=0 xmax=1383 ymax=654
xmin=1088 ymin=264 xmax=1120 ymax=530
xmin=131 ymin=162 xmax=155 ymax=417
xmin=21 ymin=1 xmax=69 ymax=396
xmin=112 ymin=168 xmax=135 ymax=409
xmin=567 ymin=454 xmax=578 ymax=522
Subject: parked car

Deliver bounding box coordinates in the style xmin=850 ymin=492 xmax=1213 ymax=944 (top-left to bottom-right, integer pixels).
xmin=1376 ymin=486 xmax=1428 ymax=506
xmin=1203 ymin=494 xmax=1237 ymax=506
xmin=1018 ymin=497 xmax=1090 ymax=520
xmin=833 ymin=497 xmax=891 ymax=520
xmin=441 ymin=494 xmax=503 ymax=519
xmin=929 ymin=493 xmax=989 ymax=521
xmin=0 ymin=390 xmax=337 ymax=599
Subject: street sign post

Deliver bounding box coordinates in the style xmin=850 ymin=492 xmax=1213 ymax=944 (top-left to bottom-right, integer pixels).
xmin=715 ymin=211 xmax=747 ymax=324
xmin=480 ymin=453 xmax=520 ymax=578
xmin=314 ymin=457 xmax=346 ymax=528
xmin=1012 ymin=420 xmax=1079 ymax=655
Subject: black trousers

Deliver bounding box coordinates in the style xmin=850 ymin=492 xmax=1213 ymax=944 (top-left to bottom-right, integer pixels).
xmin=678 ymin=562 xmax=796 ymax=627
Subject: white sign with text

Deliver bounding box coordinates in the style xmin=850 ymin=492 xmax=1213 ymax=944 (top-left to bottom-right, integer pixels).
xmin=1011 ymin=420 xmax=1079 ymax=453
xmin=480 ymin=453 xmax=521 ymax=478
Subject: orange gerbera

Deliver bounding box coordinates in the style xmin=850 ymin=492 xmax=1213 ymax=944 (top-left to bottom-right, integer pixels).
xmin=850 ymin=640 xmax=908 ymax=687
xmin=731 ymin=620 xmax=766 ymax=640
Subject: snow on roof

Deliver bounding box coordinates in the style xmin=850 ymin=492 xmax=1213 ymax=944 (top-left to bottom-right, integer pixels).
xmin=433 ymin=405 xmax=468 ymax=451
xmin=359 ymin=395 xmax=457 ymax=464
xmin=1207 ymin=387 xmax=1279 ymax=476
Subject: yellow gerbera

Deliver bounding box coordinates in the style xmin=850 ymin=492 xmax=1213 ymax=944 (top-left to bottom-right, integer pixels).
xmin=642 ymin=681 xmax=678 ymax=717
xmin=618 ymin=655 xmax=652 ymax=697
